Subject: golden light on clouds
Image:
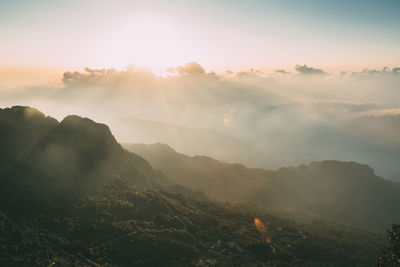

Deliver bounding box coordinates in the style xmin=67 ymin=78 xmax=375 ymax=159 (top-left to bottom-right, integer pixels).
xmin=0 ymin=67 xmax=62 ymax=88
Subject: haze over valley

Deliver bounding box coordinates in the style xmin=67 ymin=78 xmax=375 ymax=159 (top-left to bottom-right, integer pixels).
xmin=1 ymin=0 xmax=399 ymax=265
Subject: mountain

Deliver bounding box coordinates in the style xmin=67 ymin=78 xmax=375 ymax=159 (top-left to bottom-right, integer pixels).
xmin=0 ymin=106 xmax=58 ymax=173
xmin=216 ymin=101 xmax=400 ymax=182
xmin=0 ymin=107 xmax=205 ymax=210
xmin=110 ymin=116 xmax=279 ymax=169
xmin=0 ymin=179 xmax=383 ymax=266
xmin=125 ymin=143 xmax=400 ymax=232
xmin=0 ymin=106 xmax=385 ymax=266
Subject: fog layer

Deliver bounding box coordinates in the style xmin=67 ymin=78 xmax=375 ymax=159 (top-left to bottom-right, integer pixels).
xmin=1 ymin=63 xmax=400 ymax=180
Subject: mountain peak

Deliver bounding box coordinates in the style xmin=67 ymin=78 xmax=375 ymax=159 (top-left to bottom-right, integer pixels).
xmin=0 ymin=105 xmax=56 ymax=122
xmin=57 ymin=114 xmax=120 ymax=150
xmin=0 ymin=106 xmax=58 ymax=170
xmin=28 ymin=114 xmax=124 ymax=179
xmin=61 ymin=115 xmax=112 ymax=134
xmin=6 ymin=105 xmax=46 ymax=118
xmin=308 ymin=160 xmax=376 ymax=179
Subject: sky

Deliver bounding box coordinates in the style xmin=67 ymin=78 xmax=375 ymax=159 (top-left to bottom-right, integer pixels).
xmin=1 ymin=0 xmax=400 ymax=75
xmin=1 ymin=1 xmax=400 ymax=180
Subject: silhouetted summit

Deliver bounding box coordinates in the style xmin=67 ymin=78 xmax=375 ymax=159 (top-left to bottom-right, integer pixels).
xmin=0 ymin=106 xmax=58 ymax=172
xmin=29 ymin=114 xmax=126 ymax=178
xmin=0 ymin=107 xmax=204 ymax=210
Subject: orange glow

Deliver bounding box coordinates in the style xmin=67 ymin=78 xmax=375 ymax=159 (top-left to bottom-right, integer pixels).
xmin=0 ymin=67 xmax=62 ymax=87
xmin=254 ymin=218 xmax=267 ymax=233
xmin=266 ymin=237 xmax=271 ymax=243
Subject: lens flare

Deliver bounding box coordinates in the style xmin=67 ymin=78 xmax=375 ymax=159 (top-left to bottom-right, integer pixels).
xmin=254 ymin=218 xmax=273 ymax=243
xmin=254 ymin=218 xmax=267 ymax=233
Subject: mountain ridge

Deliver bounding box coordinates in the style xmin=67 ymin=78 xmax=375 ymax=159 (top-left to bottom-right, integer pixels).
xmin=125 ymin=142 xmax=400 ymax=232
xmin=0 ymin=106 xmax=390 ymax=265
xmin=110 ymin=116 xmax=280 ymax=169
xmin=0 ymin=106 xmax=206 ymax=211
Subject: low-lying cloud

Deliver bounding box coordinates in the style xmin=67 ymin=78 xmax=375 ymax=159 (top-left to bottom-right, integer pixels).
xmin=294 ymin=64 xmax=328 ymax=75
xmin=1 ymin=62 xmax=400 ymax=180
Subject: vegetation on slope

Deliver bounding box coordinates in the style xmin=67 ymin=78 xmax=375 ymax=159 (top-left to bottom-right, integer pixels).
xmin=125 ymin=143 xmax=400 ymax=232
xmin=0 ymin=106 xmax=387 ymax=266
xmin=0 ymin=178 xmax=384 ymax=266
xmin=377 ymin=224 xmax=400 ymax=265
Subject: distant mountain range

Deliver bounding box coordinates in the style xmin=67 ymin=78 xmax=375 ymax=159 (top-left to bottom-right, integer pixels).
xmin=110 ymin=116 xmax=282 ymax=169
xmin=110 ymin=112 xmax=400 ymax=183
xmin=126 ymin=143 xmax=400 ymax=232
xmin=0 ymin=106 xmax=389 ymax=266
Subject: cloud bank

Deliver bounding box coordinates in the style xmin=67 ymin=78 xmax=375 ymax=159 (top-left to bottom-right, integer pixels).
xmin=1 ymin=62 xmax=400 ymax=180
xmin=294 ymin=64 xmax=328 ymax=75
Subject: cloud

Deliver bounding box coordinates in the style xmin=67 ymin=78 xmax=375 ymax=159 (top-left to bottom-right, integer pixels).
xmin=167 ymin=62 xmax=206 ymax=76
xmin=345 ymin=67 xmax=400 ymax=78
xmin=275 ymin=69 xmax=290 ymax=74
xmin=62 ymin=71 xmax=87 ymax=86
xmin=294 ymin=64 xmax=328 ymax=75
xmin=234 ymin=69 xmax=266 ymax=80
xmin=312 ymin=101 xmax=379 ymax=114
xmin=365 ymin=108 xmax=400 ymax=116
xmin=62 ymin=66 xmax=157 ymax=87
xmin=2 ymin=62 xmax=400 ymax=180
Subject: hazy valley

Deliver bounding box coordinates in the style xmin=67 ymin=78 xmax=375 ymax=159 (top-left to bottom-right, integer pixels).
xmin=0 ymin=106 xmax=397 ymax=266
xmin=1 ymin=1 xmax=400 ymax=265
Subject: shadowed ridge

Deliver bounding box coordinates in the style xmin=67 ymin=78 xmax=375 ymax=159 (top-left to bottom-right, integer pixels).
xmin=125 ymin=143 xmax=400 ymax=232
xmin=17 ymin=114 xmax=167 ymax=190
xmin=0 ymin=108 xmax=206 ymax=213
xmin=0 ymin=106 xmax=58 ymax=173
xmin=0 ymin=107 xmax=387 ymax=266
xmin=309 ymin=160 xmax=376 ymax=177
xmin=1 ymin=105 xmax=48 ymax=118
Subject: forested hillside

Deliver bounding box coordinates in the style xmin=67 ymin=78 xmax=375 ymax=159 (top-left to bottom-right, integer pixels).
xmin=126 ymin=143 xmax=400 ymax=232
xmin=0 ymin=106 xmax=387 ymax=266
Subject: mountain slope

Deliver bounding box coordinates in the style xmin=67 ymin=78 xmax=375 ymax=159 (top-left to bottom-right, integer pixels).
xmin=0 ymin=106 xmax=386 ymax=266
xmin=20 ymin=114 xmax=166 ymax=188
xmin=0 ymin=107 xmax=205 ymax=211
xmin=125 ymin=143 xmax=400 ymax=232
xmin=111 ymin=116 xmax=279 ymax=169
xmin=0 ymin=106 xmax=58 ymax=173
xmin=0 ymin=178 xmax=383 ymax=266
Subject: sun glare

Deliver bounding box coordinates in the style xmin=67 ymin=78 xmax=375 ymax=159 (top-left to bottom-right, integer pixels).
xmin=106 ymin=17 xmax=192 ymax=71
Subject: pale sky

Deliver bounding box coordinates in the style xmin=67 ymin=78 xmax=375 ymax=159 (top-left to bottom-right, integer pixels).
xmin=1 ymin=0 xmax=400 ymax=73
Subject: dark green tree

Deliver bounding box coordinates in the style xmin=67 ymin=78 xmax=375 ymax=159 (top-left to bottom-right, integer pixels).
xmin=377 ymin=224 xmax=400 ymax=266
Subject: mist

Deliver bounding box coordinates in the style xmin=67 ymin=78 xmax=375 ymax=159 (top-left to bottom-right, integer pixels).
xmin=1 ymin=62 xmax=400 ymax=180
